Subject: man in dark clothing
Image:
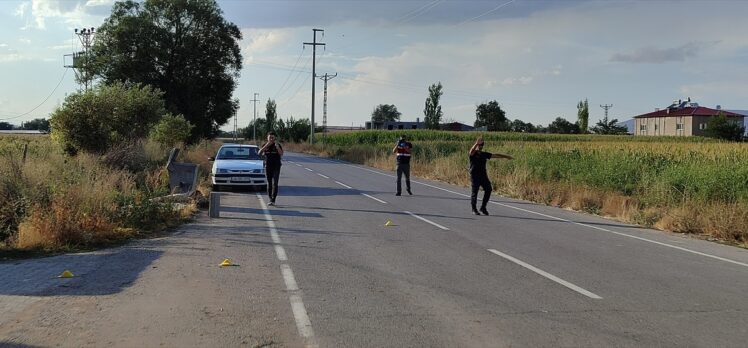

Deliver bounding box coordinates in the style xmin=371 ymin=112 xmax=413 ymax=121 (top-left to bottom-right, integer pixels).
xmin=259 ymin=131 xmax=284 ymax=206
xmin=469 ymin=137 xmax=512 ymax=215
xmin=392 ymin=135 xmax=413 ymax=196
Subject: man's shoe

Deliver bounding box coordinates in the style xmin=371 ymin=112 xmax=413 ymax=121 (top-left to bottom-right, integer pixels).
xmin=268 ymin=201 xmax=275 ymax=206
xmin=472 ymin=207 xmax=481 ymax=216
xmin=396 ymin=192 xmax=401 ymax=196
xmin=480 ymin=207 xmax=489 ymax=215
xmin=407 ymin=189 xmax=412 ymax=195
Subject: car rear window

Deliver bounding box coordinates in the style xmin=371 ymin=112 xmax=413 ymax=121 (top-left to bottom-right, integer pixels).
xmin=217 ymin=146 xmax=261 ymax=160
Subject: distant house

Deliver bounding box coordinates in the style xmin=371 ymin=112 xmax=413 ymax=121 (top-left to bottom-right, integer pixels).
xmin=366 ymin=119 xmax=425 ymax=130
xmin=633 ymin=99 xmax=744 ymax=136
xmin=440 ymin=122 xmax=475 ymax=131
xmin=728 ymin=110 xmax=748 ymax=136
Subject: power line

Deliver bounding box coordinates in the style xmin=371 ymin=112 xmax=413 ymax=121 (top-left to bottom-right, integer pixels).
xmin=271 ymin=46 xmax=306 ymax=100
xmin=457 ymin=0 xmax=518 ymax=26
xmin=0 ymin=68 xmax=69 ymax=121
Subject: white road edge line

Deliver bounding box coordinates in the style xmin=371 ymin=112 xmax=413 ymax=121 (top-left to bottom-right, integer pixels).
xmin=335 ymin=181 xmax=352 ymax=189
xmin=339 ymin=162 xmax=748 ymax=269
xmin=257 ymin=194 xmax=317 ymax=347
xmin=405 ymin=211 xmax=450 ymax=230
xmin=487 ymin=249 xmax=602 ymax=299
xmin=362 ymin=193 xmax=387 ymax=204
xmin=305 ymin=168 xmax=314 ymax=172
xmin=316 ymin=173 xmax=329 ymax=179
xmin=295 ymin=163 xmax=303 ymax=167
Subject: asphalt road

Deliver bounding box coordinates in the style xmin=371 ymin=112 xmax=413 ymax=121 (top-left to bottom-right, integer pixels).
xmin=2 ymin=152 xmax=747 ymax=348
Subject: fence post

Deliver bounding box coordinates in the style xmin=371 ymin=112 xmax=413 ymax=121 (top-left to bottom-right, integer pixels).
xmin=22 ymin=143 xmax=28 ymax=164
xmin=209 ymin=192 xmax=220 ymax=218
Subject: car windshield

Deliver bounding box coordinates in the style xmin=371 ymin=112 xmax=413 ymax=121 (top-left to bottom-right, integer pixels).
xmin=217 ymin=146 xmax=262 ymax=160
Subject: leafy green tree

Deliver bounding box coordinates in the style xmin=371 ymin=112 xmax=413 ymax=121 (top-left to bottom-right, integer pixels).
xmin=474 ymin=100 xmax=509 ymax=131
xmin=149 ymin=113 xmax=194 ymax=147
xmin=87 ymin=0 xmax=242 ymax=141
xmin=21 ymin=118 xmax=50 ymax=132
xmin=264 ymin=99 xmax=277 ymax=136
xmin=705 ymin=113 xmax=745 ymax=141
xmin=424 ymin=82 xmax=443 ymax=129
xmin=577 ymin=99 xmax=589 ymax=133
xmin=510 ymin=119 xmax=536 ymax=133
xmin=371 ymin=104 xmax=401 ymax=123
xmin=591 ymin=116 xmax=628 ymax=135
xmin=547 ymin=117 xmax=581 ymax=134
xmin=286 ymin=117 xmax=311 ymax=142
xmin=50 ymin=82 xmax=167 ymax=154
xmin=0 ymin=122 xmax=13 ymax=130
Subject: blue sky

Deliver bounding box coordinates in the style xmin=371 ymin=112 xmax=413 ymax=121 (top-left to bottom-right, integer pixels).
xmin=1 ymin=0 xmax=747 ymax=131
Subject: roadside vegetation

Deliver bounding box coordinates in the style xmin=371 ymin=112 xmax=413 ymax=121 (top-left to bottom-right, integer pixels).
xmin=288 ymin=130 xmax=748 ymax=247
xmin=0 ymin=135 xmax=214 ymax=255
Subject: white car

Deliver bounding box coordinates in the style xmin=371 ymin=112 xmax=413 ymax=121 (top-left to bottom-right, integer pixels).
xmin=210 ymin=144 xmax=267 ymax=191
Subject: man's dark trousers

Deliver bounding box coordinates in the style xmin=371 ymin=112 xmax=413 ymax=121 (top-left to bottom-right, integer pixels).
xmin=396 ymin=162 xmax=411 ymax=194
xmin=470 ymin=174 xmax=491 ymax=209
xmin=266 ymin=165 xmax=280 ymax=202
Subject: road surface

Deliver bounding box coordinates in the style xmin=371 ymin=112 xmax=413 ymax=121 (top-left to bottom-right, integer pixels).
xmin=2 ymin=152 xmax=747 ymax=347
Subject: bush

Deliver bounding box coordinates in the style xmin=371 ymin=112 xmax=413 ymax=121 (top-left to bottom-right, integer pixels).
xmin=150 ymin=113 xmax=194 ymax=147
xmin=49 ymin=82 xmax=167 ymax=154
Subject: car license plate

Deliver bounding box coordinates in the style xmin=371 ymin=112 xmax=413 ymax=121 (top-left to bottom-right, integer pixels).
xmin=232 ymin=177 xmax=251 ymax=182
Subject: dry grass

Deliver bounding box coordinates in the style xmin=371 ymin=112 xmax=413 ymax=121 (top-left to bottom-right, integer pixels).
xmin=1 ymin=135 xmax=198 ymax=252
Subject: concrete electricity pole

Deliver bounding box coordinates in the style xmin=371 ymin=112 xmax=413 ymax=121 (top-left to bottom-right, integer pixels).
xmin=318 ymin=73 xmax=337 ymax=145
xmin=251 ymin=92 xmax=260 ymax=143
xmin=304 ymin=29 xmax=325 ymax=144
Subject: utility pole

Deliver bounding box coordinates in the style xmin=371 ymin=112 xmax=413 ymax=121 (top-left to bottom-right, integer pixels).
xmin=600 ymin=104 xmax=613 ymax=121
xmin=304 ymin=29 xmax=325 ymax=144
xmin=233 ymin=110 xmax=237 ymax=141
xmin=64 ymin=27 xmax=96 ymax=91
xmin=251 ymin=92 xmax=260 ymax=143
xmin=318 ymin=73 xmax=337 ymax=145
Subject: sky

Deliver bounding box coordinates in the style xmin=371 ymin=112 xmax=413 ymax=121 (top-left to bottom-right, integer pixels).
xmin=1 ymin=0 xmax=748 ymax=131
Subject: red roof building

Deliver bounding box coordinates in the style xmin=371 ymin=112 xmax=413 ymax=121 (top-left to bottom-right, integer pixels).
xmin=633 ymin=99 xmax=744 ymax=136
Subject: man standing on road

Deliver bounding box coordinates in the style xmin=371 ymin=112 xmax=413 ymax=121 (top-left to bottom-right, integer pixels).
xmin=393 ymin=135 xmax=413 ymax=196
xmin=259 ymin=131 xmax=283 ymax=206
xmin=469 ymin=137 xmax=512 ymax=215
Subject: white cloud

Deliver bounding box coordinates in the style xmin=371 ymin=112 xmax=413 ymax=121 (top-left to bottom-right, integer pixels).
xmin=502 ymin=76 xmax=533 ymax=86
xmin=242 ymin=28 xmax=293 ymax=54
xmin=15 ymin=0 xmax=108 ymax=30
xmin=18 ymin=38 xmax=32 ymax=44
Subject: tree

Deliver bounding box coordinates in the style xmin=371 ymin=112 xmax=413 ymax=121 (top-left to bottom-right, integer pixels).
xmin=88 ymin=0 xmax=242 ymax=141
xmin=0 ymin=122 xmax=13 ymax=130
xmin=49 ymin=82 xmax=167 ymax=154
xmin=149 ymin=113 xmax=194 ymax=147
xmin=591 ymin=116 xmax=628 ymax=135
xmin=371 ymin=104 xmax=401 ymax=123
xmin=547 ymin=117 xmax=581 ymax=134
xmin=474 ymin=100 xmax=509 ymax=131
xmin=577 ymin=99 xmax=589 ymax=133
xmin=21 ymin=118 xmax=50 ymax=132
xmin=264 ymin=99 xmax=277 ymax=136
xmin=423 ymin=82 xmax=443 ymax=129
xmin=705 ymin=113 xmax=745 ymax=141
xmin=286 ymin=117 xmax=311 ymax=142
xmin=510 ymin=119 xmax=536 ymax=133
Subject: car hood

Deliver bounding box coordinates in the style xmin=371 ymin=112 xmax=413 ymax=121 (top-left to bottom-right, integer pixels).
xmin=213 ymin=159 xmax=264 ymax=172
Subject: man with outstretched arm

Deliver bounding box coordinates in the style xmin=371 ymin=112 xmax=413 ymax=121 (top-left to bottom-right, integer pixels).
xmin=259 ymin=131 xmax=284 ymax=206
xmin=469 ymin=136 xmax=512 ymax=215
xmin=392 ymin=135 xmax=413 ymax=196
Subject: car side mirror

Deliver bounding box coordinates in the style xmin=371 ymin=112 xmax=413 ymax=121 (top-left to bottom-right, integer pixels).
xmin=208 ymin=156 xmax=215 ymax=161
